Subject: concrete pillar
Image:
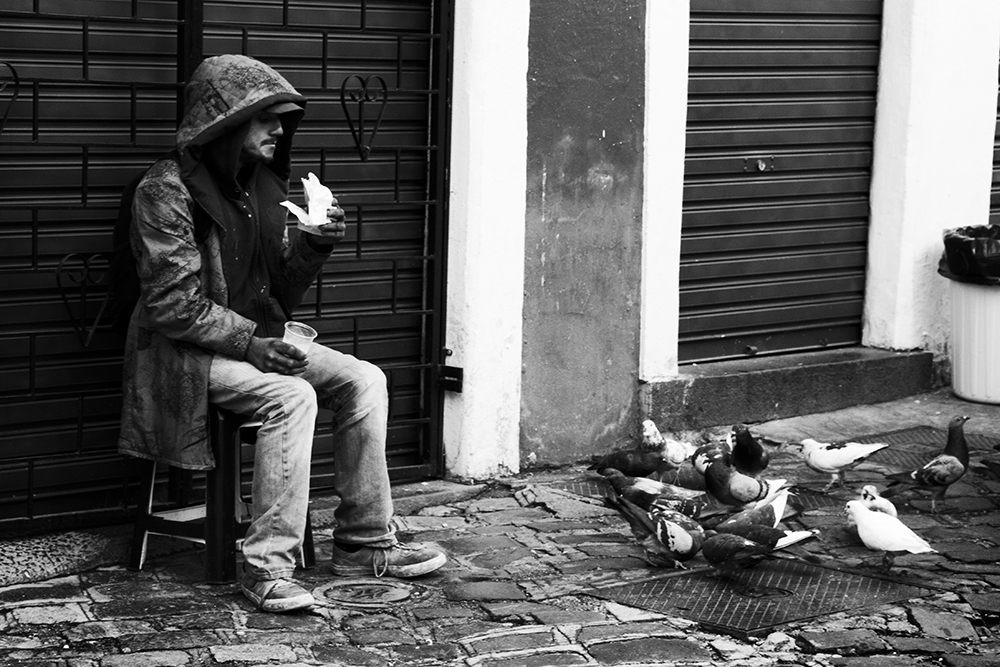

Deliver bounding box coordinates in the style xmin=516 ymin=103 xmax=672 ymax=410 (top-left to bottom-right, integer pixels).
xmin=639 ymin=0 xmax=690 ymax=381
xmin=864 ymin=1 xmax=1000 ymax=355
xmin=443 ymin=0 xmax=529 ymax=478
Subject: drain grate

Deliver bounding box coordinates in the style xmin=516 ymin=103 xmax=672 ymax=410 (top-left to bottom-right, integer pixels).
xmin=852 ymin=426 xmax=1000 ymax=455
xmin=548 ymin=478 xmax=607 ymax=499
xmin=588 ymin=559 xmax=934 ymax=639
xmin=793 ymin=487 xmax=843 ymax=510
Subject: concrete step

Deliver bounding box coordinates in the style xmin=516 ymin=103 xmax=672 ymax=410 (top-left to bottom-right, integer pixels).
xmin=644 ymin=347 xmax=936 ymax=429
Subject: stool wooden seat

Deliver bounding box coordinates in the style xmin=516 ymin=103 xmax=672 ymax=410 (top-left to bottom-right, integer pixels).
xmin=128 ymin=406 xmax=316 ymax=583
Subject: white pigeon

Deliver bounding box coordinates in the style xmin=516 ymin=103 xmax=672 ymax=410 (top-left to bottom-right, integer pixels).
xmin=640 ymin=419 xmax=667 ymax=451
xmin=860 ymin=485 xmax=897 ymax=518
xmin=792 ymin=438 xmax=890 ymax=490
xmin=847 ymin=485 xmax=897 ymax=527
xmin=641 ymin=419 xmax=695 ymax=467
xmin=845 ymin=499 xmax=936 ymax=570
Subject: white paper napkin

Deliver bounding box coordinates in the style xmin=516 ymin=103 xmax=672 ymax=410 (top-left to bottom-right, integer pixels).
xmin=280 ymin=172 xmax=334 ymax=232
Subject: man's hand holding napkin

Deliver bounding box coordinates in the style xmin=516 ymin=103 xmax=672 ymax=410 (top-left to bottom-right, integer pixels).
xmin=280 ymin=172 xmax=346 ymax=244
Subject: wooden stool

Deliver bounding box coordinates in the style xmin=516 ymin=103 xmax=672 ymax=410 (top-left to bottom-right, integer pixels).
xmin=128 ymin=406 xmax=316 ymax=583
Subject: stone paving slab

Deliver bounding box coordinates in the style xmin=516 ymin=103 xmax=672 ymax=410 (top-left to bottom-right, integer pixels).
xmin=1 ymin=467 xmax=996 ymax=667
xmin=0 ymin=389 xmax=999 ymax=665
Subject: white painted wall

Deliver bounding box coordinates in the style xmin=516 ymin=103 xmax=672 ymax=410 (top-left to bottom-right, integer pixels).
xmin=441 ymin=1 xmax=1000 ymax=477
xmin=864 ymin=1 xmax=1000 ymax=355
xmin=443 ymin=0 xmax=529 ymax=478
xmin=639 ymin=0 xmax=690 ymax=382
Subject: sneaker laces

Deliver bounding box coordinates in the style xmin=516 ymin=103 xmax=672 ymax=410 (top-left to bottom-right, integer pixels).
xmin=371 ymin=543 xmax=416 ymax=578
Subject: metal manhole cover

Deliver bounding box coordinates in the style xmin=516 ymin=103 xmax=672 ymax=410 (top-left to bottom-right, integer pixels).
xmin=313 ymin=578 xmax=422 ymax=609
xmin=587 ymin=559 xmax=934 ymax=639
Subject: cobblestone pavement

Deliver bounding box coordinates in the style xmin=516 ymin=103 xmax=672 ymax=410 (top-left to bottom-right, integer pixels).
xmin=2 ymin=389 xmax=999 ymax=666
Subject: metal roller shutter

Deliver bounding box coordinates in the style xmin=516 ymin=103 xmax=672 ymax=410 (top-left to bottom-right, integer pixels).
xmin=0 ymin=0 xmax=452 ymax=530
xmin=992 ymin=49 xmax=1000 ymax=225
xmin=680 ymin=0 xmax=883 ymax=363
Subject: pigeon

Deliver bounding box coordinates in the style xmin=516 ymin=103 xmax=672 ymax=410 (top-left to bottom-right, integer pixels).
xmin=701 ymin=527 xmax=818 ymax=578
xmin=647 ymin=495 xmax=709 ymax=520
xmin=713 ymin=488 xmax=795 ymax=531
xmin=883 ymin=415 xmax=971 ymax=512
xmin=598 ymin=468 xmax=702 ymax=511
xmin=692 ymin=441 xmax=730 ymax=475
xmin=859 ymin=485 xmax=897 ymax=518
xmin=640 ymin=419 xmax=667 ymax=452
xmin=845 ymin=499 xmax=937 ymax=570
xmin=710 ymin=488 xmax=818 ymax=560
xmin=846 ymin=485 xmax=897 ymax=528
xmin=973 ymin=459 xmax=1000 ymax=481
xmin=731 ymin=423 xmax=769 ymax=476
xmin=714 ymin=522 xmax=818 ymax=554
xmin=587 ymin=448 xmax=674 ymax=478
xmin=656 ymin=461 xmax=708 ymax=492
xmin=701 ymin=532 xmax=768 ymax=576
xmin=704 ymin=455 xmax=788 ymax=507
xmin=641 ymin=419 xmax=696 ymax=466
xmin=789 ymin=438 xmax=890 ymax=490
xmin=647 ymin=506 xmax=706 ymax=568
xmin=603 ymin=492 xmax=704 ymax=568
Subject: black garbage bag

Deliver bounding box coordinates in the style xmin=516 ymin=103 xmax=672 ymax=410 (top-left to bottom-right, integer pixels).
xmin=937 ymin=225 xmax=1000 ymax=285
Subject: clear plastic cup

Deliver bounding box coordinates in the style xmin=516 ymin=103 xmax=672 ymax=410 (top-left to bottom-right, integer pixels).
xmin=282 ymin=321 xmax=317 ymax=353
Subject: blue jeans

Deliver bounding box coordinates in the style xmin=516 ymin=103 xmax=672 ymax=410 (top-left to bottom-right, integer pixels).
xmin=208 ymin=344 xmax=395 ymax=581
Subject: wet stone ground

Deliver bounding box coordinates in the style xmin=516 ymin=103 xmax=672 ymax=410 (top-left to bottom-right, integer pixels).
xmin=1 ymin=439 xmax=1000 ymax=666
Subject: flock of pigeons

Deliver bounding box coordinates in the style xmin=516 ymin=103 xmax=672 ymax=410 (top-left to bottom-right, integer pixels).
xmin=591 ymin=415 xmax=982 ymax=574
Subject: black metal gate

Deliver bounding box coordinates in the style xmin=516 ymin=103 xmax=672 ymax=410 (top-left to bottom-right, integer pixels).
xmin=0 ymin=0 xmax=453 ymax=530
xmin=679 ymin=0 xmax=882 ymax=363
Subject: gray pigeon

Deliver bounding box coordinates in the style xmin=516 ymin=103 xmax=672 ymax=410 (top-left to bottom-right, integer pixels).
xmin=883 ymin=415 xmax=970 ymax=513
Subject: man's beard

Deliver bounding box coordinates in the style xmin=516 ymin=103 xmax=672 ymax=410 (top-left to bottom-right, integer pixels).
xmin=242 ymin=145 xmax=275 ymax=164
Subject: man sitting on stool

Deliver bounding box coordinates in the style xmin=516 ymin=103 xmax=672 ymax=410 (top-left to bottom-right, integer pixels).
xmin=118 ymin=54 xmax=445 ymax=613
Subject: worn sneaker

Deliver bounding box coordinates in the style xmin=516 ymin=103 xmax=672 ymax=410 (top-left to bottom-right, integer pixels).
xmin=240 ymin=574 xmax=315 ymax=613
xmin=331 ymin=542 xmax=447 ymax=578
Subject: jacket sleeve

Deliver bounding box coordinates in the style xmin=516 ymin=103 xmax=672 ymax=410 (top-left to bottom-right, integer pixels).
xmin=268 ymin=223 xmax=333 ymax=312
xmin=132 ymin=171 xmax=257 ymax=358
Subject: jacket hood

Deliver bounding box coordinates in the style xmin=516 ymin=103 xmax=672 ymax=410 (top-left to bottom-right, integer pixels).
xmin=177 ymin=54 xmax=306 ymax=150
xmin=176 ymin=54 xmax=307 ymax=186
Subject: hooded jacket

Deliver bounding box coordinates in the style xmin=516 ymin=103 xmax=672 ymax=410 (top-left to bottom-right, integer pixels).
xmin=118 ymin=54 xmax=331 ymax=470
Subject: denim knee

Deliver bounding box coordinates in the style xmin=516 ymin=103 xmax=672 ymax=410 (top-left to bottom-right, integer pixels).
xmin=355 ymin=360 xmax=387 ymax=397
xmin=274 ymin=376 xmax=319 ymax=422
xmin=331 ymin=360 xmax=387 ymax=428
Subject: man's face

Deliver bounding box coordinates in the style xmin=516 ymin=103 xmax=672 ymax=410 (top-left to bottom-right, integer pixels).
xmin=241 ymin=111 xmax=283 ymax=164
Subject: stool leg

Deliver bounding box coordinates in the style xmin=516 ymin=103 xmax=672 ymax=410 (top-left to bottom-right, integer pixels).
xmin=206 ymin=409 xmax=239 ymax=584
xmin=301 ymin=509 xmax=316 ymax=569
xmin=128 ymin=459 xmax=157 ymax=571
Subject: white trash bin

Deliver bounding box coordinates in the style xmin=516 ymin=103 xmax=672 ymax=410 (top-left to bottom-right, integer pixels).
xmin=949 ymin=279 xmax=1000 ymax=404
